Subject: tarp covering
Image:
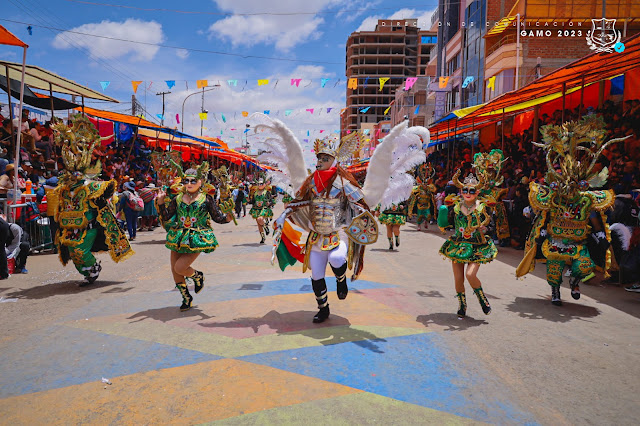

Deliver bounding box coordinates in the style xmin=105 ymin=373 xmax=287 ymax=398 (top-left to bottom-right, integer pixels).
xmin=0 ymin=25 xmax=27 ymax=48
xmin=0 ymin=60 xmax=118 ymax=102
xmin=0 ymin=83 xmax=81 ymax=110
xmin=78 ymin=106 xmax=160 ymax=128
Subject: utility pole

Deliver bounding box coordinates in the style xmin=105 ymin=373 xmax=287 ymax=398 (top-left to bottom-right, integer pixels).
xmin=156 ymin=91 xmax=171 ymax=126
xmin=131 ymin=94 xmax=137 ymax=116
xmin=200 ymin=87 xmax=207 ymax=136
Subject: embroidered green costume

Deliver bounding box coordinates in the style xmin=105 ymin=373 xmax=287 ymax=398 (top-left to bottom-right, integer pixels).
xmin=474 ymin=149 xmax=510 ymax=240
xmin=159 ymin=192 xmax=229 ymax=253
xmin=377 ymin=202 xmax=408 ymax=225
xmin=408 ymin=163 xmax=437 ymax=226
xmin=439 ymin=194 xmax=497 ymax=264
xmin=249 ymin=187 xmax=274 ymax=219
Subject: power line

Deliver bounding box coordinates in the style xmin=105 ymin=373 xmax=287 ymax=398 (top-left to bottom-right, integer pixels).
xmin=0 ymin=18 xmax=343 ymax=65
xmin=61 ymin=0 xmax=438 ymax=17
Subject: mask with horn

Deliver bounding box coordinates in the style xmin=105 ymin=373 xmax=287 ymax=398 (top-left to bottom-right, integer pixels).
xmin=473 ymin=149 xmax=506 ymax=189
xmin=52 ymin=114 xmax=111 ymax=183
xmin=534 ymin=115 xmax=630 ymax=198
xmin=416 ymin=163 xmax=436 ymax=185
xmin=452 ymin=169 xmax=485 ymax=193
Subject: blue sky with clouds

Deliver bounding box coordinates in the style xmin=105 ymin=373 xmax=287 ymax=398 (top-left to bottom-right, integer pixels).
xmin=0 ymin=0 xmax=435 ymax=157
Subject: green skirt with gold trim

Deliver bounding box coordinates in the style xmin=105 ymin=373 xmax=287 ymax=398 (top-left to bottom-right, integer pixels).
xmin=250 ymin=207 xmax=273 ymax=219
xmin=439 ymin=238 xmax=497 ymax=264
xmin=378 ymin=213 xmax=406 ymax=225
xmin=165 ymin=227 xmax=219 ymax=253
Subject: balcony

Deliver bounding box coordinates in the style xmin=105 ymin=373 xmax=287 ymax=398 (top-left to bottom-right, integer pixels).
xmin=485 ymin=35 xmax=521 ymax=72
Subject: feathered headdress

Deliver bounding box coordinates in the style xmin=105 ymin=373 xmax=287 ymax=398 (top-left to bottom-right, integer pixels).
xmin=473 ymin=149 xmax=506 ymax=188
xmin=151 ymin=151 xmax=182 ymax=186
xmin=170 ymin=160 xmax=213 ymax=193
xmin=416 ymin=163 xmax=435 ymax=185
xmin=313 ymin=132 xmax=363 ymax=163
xmin=534 ymin=115 xmax=630 ymax=194
xmin=52 ymin=114 xmax=110 ymax=181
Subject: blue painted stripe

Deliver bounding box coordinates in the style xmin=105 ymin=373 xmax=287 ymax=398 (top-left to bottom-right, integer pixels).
xmin=239 ymin=333 xmax=537 ymax=424
xmin=0 ymin=326 xmax=222 ymax=398
xmin=65 ymin=279 xmax=395 ymax=320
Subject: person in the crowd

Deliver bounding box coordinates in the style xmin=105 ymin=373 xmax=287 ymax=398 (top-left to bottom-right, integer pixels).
xmin=6 ymin=222 xmax=30 ymax=274
xmin=0 ymin=217 xmax=11 ymax=279
xmin=0 ymin=164 xmax=16 ymax=198
xmin=119 ymin=181 xmax=141 ymax=241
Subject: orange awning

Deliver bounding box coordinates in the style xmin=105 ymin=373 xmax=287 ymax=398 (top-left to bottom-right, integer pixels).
xmin=464 ymin=32 xmax=640 ymax=121
xmin=75 ymin=106 xmax=161 ymax=128
xmin=0 ymin=25 xmax=27 ymax=48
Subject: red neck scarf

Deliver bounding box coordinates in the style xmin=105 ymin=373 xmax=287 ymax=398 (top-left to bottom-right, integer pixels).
xmin=313 ymin=167 xmax=337 ymax=193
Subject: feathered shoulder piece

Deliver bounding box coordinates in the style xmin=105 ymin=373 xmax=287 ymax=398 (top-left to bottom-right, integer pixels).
xmin=362 ymin=121 xmax=428 ymax=209
xmin=251 ymin=113 xmax=308 ymax=195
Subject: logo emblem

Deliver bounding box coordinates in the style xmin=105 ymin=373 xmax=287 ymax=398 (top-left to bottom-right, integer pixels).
xmin=586 ymin=18 xmax=622 ymax=53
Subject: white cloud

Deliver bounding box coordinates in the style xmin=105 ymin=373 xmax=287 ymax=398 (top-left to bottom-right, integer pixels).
xmin=175 ymin=49 xmax=189 ymax=59
xmin=208 ymin=0 xmax=341 ymax=51
xmin=52 ymin=19 xmax=165 ymax=61
xmin=356 ymin=8 xmax=436 ymax=32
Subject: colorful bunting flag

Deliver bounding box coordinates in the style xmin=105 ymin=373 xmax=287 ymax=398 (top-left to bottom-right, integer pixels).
xmin=199 ymin=112 xmax=208 ymax=120
xmin=326 ymin=107 xmax=332 ymax=113
xmin=227 ymin=80 xmax=238 ymax=86
xmin=439 ymin=77 xmax=449 ymax=89
xmin=319 ymin=130 xmax=324 ymax=133
xmin=156 ymin=113 xmax=164 ymax=120
xmin=360 ymin=107 xmax=370 ymax=113
xmin=379 ymin=77 xmax=390 ymax=91
xmin=462 ymin=76 xmax=474 ymax=88
xmin=347 ymin=78 xmax=358 ymax=89
xmin=285 ymin=110 xmax=293 ymax=116
xmin=384 ymin=105 xmax=391 ymax=114
xmin=306 ymin=108 xmax=314 ymax=114
xmin=340 ymin=108 xmax=347 ymax=115
xmin=99 ymin=81 xmax=110 ymax=91
xmin=244 ymin=128 xmax=250 ymax=133
xmin=258 ymin=79 xmax=269 ymax=86
xmin=307 ymin=130 xmax=310 ymax=136
xmin=363 ymin=129 xmax=370 ymax=135
xmin=221 ymin=114 xmax=226 ymax=123
xmin=264 ymin=110 xmax=270 ymax=115
xmin=166 ymin=80 xmax=176 ymax=89
xmin=414 ymin=105 xmax=420 ymax=114
xmin=197 ymin=79 xmax=208 ymax=89
xmin=487 ymin=76 xmax=496 ymax=91
xmin=175 ymin=113 xmax=180 ymax=124
xmin=321 ymin=78 xmax=330 ymax=88
xmin=242 ymin=111 xmax=249 ymax=117
xmin=405 ymin=77 xmax=418 ymax=91
xmin=291 ymin=79 xmax=301 ymax=87
xmin=131 ymin=81 xmax=142 ymax=93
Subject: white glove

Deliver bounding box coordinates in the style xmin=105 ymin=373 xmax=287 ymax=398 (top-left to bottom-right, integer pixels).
xmin=275 ymin=208 xmax=291 ymax=228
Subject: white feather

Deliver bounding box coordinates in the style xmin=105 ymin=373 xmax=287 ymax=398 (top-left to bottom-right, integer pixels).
xmin=250 ymin=113 xmax=308 ymax=193
xmin=267 ymin=170 xmax=295 ymax=196
xmin=362 ymin=121 xmax=406 ymax=206
xmin=610 ymin=222 xmax=632 ymax=251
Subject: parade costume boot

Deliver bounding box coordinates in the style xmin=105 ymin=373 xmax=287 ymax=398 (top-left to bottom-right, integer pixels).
xmin=569 ymin=276 xmax=581 ymax=300
xmin=259 ymin=231 xmax=265 ymax=244
xmin=332 ymin=262 xmax=348 ymax=300
xmin=388 ymin=237 xmax=393 ymax=250
xmin=176 ymin=281 xmax=193 ymax=311
xmin=265 ymin=220 xmax=270 ymax=235
xmin=551 ymin=285 xmax=562 ymax=306
xmin=395 ymin=235 xmax=400 ymax=247
xmin=456 ymin=292 xmax=467 ymax=318
xmin=190 ymin=270 xmax=205 ymax=294
xmin=80 ymin=261 xmax=102 ymax=287
xmin=311 ymin=278 xmax=330 ymax=323
xmin=473 ymin=287 xmax=491 ymax=315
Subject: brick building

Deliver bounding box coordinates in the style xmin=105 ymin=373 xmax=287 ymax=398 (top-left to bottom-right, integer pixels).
xmin=342 ymin=19 xmax=437 ymax=135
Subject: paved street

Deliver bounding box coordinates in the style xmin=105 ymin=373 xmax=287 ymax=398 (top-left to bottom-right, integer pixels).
xmin=1 ymin=204 xmax=639 ymax=425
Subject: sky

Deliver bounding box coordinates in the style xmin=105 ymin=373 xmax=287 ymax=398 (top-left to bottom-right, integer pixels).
xmin=0 ymin=0 xmax=435 ymax=162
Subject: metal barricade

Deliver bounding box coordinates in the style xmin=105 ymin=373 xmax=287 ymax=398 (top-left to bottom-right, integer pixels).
xmin=6 ymin=201 xmax=55 ymax=254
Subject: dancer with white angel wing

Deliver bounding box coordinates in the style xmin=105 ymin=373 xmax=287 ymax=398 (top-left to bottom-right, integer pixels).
xmin=252 ymin=114 xmax=428 ymax=323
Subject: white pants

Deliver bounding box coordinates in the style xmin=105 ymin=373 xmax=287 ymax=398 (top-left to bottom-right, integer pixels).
xmin=309 ymin=240 xmax=348 ymax=280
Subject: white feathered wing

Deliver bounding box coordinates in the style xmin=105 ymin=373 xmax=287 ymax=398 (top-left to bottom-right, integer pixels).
xmin=362 ymin=121 xmax=429 ymax=209
xmin=251 ymin=113 xmax=309 ymax=194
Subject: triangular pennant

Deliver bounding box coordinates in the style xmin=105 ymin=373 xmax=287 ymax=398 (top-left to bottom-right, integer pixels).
xmin=347 ymin=78 xmax=358 ymax=89
xmin=99 ymin=81 xmax=110 ymax=91
xmin=291 ymin=78 xmax=301 ymax=87
xmin=221 ymin=114 xmax=226 ymax=123
xmin=165 ymin=80 xmax=176 ymax=89
xmin=405 ymin=77 xmax=418 ymax=91
xmin=326 ymin=107 xmax=332 ymax=113
xmin=258 ymin=79 xmax=269 ymax=86
xmin=197 ymin=79 xmax=208 ymax=89
xmin=321 ymin=78 xmax=330 ymax=88
xmin=156 ymin=113 xmax=164 ymax=120
xmin=379 ymin=77 xmax=390 ymax=91
xmin=242 ymin=111 xmax=249 ymax=117
xmin=306 ymin=108 xmax=314 ymax=114
xmin=360 ymin=106 xmax=370 ymax=113
xmin=439 ymin=76 xmax=449 ymax=89
xmin=199 ymin=112 xmax=208 ymax=120
xmin=384 ymin=106 xmax=391 ymax=114
xmin=285 ymin=110 xmax=293 ymax=116
xmin=175 ymin=113 xmax=180 ymax=124
xmin=462 ymin=76 xmax=474 ymax=88
xmin=414 ymin=105 xmax=420 ymax=114
xmin=487 ymin=76 xmax=496 ymax=91
xmin=263 ymin=110 xmax=270 ymax=115
xmin=227 ymin=80 xmax=238 ymax=86
xmin=131 ymin=81 xmax=142 ymax=93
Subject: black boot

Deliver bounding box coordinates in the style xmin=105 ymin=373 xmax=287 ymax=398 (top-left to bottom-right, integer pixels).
xmin=456 ymin=292 xmax=467 ymax=318
xmin=265 ymin=221 xmax=270 ymax=235
xmin=311 ymin=278 xmax=330 ymax=323
xmin=473 ymin=287 xmax=491 ymax=315
xmin=395 ymin=235 xmax=400 ymax=247
xmin=388 ymin=237 xmax=393 ymax=250
xmin=260 ymin=231 xmax=265 ymax=244
xmin=551 ymin=285 xmax=562 ymax=306
xmin=569 ymin=276 xmax=581 ymax=300
xmin=332 ymin=262 xmax=348 ymax=300
xmin=176 ymin=282 xmax=193 ymax=311
xmin=80 ymin=261 xmax=102 ymax=287
xmin=190 ymin=270 xmax=205 ymax=294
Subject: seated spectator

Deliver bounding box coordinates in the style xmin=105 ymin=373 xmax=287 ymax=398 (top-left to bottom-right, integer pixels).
xmin=0 ymin=164 xmax=16 ymax=198
xmin=6 ymin=222 xmax=30 ymax=274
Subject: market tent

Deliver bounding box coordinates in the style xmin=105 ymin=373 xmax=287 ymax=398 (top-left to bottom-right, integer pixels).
xmin=0 ymin=60 xmax=118 ymax=103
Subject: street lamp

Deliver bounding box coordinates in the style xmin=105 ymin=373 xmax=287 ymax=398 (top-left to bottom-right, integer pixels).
xmin=180 ymin=85 xmax=220 ymax=134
